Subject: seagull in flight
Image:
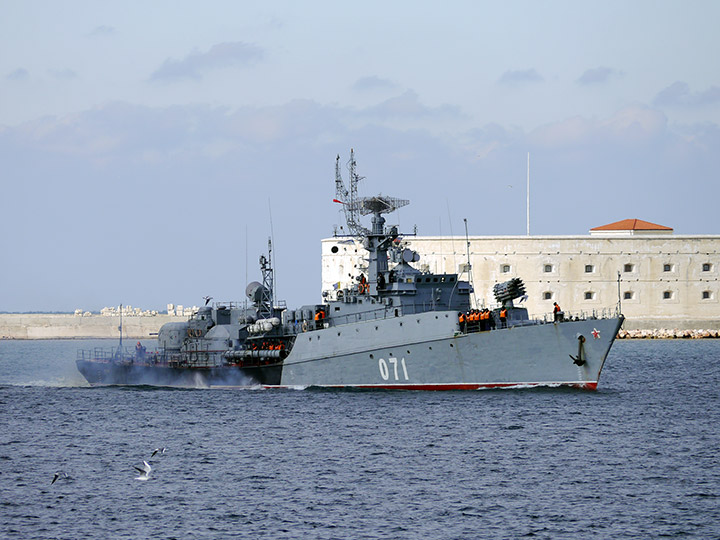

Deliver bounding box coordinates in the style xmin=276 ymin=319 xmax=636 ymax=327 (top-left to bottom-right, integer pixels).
xmin=134 ymin=460 xmax=152 ymax=481
xmin=51 ymin=472 xmax=69 ymax=485
xmin=151 ymin=447 xmax=166 ymax=457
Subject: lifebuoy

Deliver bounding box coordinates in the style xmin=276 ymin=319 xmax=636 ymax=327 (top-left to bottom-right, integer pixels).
xmin=302 ymin=320 xmax=308 ymax=332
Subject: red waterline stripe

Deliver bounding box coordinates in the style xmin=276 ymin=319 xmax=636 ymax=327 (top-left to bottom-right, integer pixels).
xmin=266 ymin=381 xmax=598 ymax=391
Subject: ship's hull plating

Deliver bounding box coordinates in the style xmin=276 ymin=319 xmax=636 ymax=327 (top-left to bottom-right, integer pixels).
xmin=77 ymin=312 xmax=623 ymax=390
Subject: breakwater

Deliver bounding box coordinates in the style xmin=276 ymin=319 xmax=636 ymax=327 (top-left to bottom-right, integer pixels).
xmin=618 ymin=328 xmax=720 ymax=339
xmin=0 ymin=314 xmax=187 ymax=339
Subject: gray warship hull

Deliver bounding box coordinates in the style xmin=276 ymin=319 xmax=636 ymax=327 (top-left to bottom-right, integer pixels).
xmin=77 ymin=313 xmax=622 ymax=390
xmin=280 ymin=312 xmax=622 ymax=389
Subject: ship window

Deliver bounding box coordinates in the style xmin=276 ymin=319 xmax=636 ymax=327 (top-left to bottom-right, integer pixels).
xmin=663 ymin=263 xmax=673 ymax=272
xmin=702 ymin=263 xmax=712 ymax=272
xmin=543 ymin=264 xmax=553 ymax=273
xmin=623 ymin=264 xmax=634 ymax=272
xmin=584 ymin=291 xmax=595 ymax=300
xmin=501 ymin=264 xmax=510 ymax=273
xmin=585 ymin=264 xmax=594 ymax=273
xmin=449 ymin=277 xmax=455 ymax=282
xmin=543 ymin=292 xmax=552 ymax=300
xmin=331 ymin=246 xmax=339 ymax=253
xmin=663 ymin=290 xmax=673 ymax=300
xmin=433 ymin=277 xmax=439 ymax=282
xmin=702 ymin=291 xmax=712 ymax=299
xmin=624 ymin=291 xmax=634 ymax=300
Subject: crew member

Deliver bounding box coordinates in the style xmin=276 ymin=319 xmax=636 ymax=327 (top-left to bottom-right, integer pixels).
xmin=358 ymin=274 xmax=368 ymax=294
xmin=553 ymin=302 xmax=562 ymax=323
xmin=314 ymin=308 xmax=325 ymax=329
xmin=500 ymin=307 xmax=508 ymax=329
xmin=135 ymin=341 xmax=146 ymax=360
xmin=458 ymin=311 xmax=466 ymax=333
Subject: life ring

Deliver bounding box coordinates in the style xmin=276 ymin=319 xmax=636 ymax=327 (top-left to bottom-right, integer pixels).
xmin=302 ymin=320 xmax=308 ymax=332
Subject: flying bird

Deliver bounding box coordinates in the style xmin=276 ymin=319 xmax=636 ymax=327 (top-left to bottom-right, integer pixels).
xmin=134 ymin=460 xmax=152 ymax=481
xmin=151 ymin=447 xmax=166 ymax=457
xmin=51 ymin=472 xmax=69 ymax=484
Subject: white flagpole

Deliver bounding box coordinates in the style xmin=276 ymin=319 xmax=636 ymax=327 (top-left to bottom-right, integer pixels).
xmin=526 ymin=152 xmax=530 ymax=236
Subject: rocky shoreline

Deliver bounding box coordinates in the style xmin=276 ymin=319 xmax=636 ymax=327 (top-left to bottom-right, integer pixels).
xmin=617 ymin=328 xmax=720 ymax=339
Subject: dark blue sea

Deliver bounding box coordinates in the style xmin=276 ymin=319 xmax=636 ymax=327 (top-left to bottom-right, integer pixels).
xmin=1 ymin=339 xmax=719 ymax=539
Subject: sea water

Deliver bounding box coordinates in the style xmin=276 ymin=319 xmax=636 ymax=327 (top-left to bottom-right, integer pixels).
xmin=1 ymin=339 xmax=719 ymax=539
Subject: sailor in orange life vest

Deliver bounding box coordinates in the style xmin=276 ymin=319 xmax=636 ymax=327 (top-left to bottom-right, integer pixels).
xmin=553 ymin=302 xmax=562 ymax=322
xmin=499 ymin=307 xmax=508 ymax=328
xmin=314 ymin=309 xmax=325 ymax=329
xmin=458 ymin=311 xmax=467 ymax=333
xmin=358 ymin=273 xmax=368 ymax=294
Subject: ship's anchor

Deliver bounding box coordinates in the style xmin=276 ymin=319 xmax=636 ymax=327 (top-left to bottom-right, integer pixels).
xmin=569 ymin=335 xmax=586 ymax=366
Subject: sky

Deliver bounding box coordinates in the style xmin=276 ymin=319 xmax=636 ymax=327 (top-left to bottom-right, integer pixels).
xmin=1 ymin=0 xmax=719 ymax=312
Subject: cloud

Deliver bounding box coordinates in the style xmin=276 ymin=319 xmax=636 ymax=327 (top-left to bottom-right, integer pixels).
xmin=498 ymin=69 xmax=543 ymax=85
xmin=150 ymin=41 xmax=264 ymax=81
xmin=88 ymin=25 xmax=115 ymax=37
xmin=352 ymin=76 xmax=397 ymax=92
xmin=363 ymin=90 xmax=462 ymax=120
xmin=529 ymin=106 xmax=667 ymax=148
xmin=653 ymin=81 xmax=720 ymax=107
xmin=576 ymin=66 xmax=622 ymax=85
xmin=49 ymin=68 xmax=78 ymax=80
xmin=6 ymin=68 xmax=29 ymax=81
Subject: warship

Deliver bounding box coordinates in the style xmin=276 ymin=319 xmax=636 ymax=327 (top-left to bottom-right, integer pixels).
xmin=77 ymin=151 xmax=624 ymax=390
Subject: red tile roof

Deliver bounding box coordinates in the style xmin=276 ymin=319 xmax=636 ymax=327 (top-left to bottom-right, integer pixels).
xmin=590 ymin=219 xmax=673 ymax=231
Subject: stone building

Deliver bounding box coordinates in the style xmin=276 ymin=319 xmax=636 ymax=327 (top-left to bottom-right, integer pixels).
xmin=321 ymin=219 xmax=720 ymax=331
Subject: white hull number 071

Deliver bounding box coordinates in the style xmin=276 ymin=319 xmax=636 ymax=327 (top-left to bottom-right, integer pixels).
xmin=378 ymin=357 xmax=409 ymax=381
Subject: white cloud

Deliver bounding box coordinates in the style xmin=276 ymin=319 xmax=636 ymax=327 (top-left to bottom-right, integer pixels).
xmin=150 ymin=42 xmax=264 ymax=82
xmin=654 ymin=81 xmax=720 ymax=107
xmin=576 ymin=67 xmax=622 ymax=85
xmin=6 ymin=68 xmax=29 ymax=81
xmin=498 ymin=69 xmax=543 ymax=85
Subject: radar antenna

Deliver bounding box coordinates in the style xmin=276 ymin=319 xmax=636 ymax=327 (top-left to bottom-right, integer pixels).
xmin=334 ymin=149 xmax=409 ymax=238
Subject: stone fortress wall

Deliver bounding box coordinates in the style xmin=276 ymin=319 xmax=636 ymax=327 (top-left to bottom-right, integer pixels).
xmin=320 ymin=231 xmax=720 ymax=334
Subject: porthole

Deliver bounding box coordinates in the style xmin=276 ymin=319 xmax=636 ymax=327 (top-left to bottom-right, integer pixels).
xmin=331 ymin=246 xmax=339 ymax=254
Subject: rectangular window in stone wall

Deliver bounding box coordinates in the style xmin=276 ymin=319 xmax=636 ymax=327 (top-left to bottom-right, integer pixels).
xmin=585 ymin=264 xmax=594 ymax=273
xmin=584 ymin=291 xmax=595 ymax=300
xmin=624 ymin=291 xmax=634 ymax=300
xmin=663 ymin=290 xmax=673 ymax=300
xmin=623 ymin=263 xmax=634 ymax=272
xmin=663 ymin=263 xmax=673 ymax=272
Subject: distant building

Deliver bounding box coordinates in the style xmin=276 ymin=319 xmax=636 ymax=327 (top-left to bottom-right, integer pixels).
xmin=321 ymin=219 xmax=720 ymax=330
